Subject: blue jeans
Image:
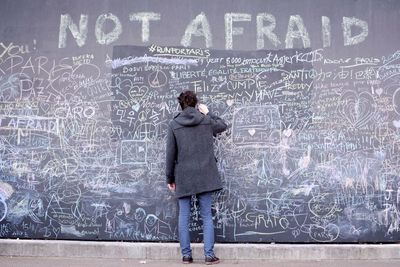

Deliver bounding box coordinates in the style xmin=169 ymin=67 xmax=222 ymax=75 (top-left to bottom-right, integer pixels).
xmin=178 ymin=191 xmax=215 ymax=257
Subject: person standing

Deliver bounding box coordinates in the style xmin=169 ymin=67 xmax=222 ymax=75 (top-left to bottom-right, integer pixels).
xmin=166 ymin=90 xmax=227 ymax=265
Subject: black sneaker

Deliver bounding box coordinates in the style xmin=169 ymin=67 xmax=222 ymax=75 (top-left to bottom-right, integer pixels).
xmin=205 ymin=255 xmax=220 ymax=265
xmin=182 ymin=255 xmax=193 ymax=264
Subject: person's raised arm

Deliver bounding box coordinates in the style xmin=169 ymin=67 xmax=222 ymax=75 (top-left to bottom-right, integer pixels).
xmin=209 ymin=112 xmax=228 ymax=135
xmin=198 ymin=103 xmax=227 ymax=135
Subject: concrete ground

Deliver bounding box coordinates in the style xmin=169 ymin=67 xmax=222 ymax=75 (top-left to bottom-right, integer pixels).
xmin=2 ymin=240 xmax=400 ymax=261
xmin=2 ymin=240 xmax=400 ymax=267
xmin=1 ymin=257 xmax=400 ymax=267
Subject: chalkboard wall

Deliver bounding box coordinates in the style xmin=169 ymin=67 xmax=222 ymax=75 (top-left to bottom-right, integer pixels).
xmin=1 ymin=0 xmax=400 ymax=242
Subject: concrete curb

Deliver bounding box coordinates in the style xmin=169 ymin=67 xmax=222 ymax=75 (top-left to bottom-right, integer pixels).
xmin=1 ymin=240 xmax=400 ymax=260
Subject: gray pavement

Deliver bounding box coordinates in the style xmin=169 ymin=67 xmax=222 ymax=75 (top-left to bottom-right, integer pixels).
xmin=2 ymin=239 xmax=400 ymax=267
xmin=2 ymin=240 xmax=400 ymax=261
xmin=1 ymin=257 xmax=400 ymax=267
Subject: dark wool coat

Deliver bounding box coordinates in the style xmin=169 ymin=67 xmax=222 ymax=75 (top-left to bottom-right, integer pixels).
xmin=166 ymin=106 xmax=228 ymax=198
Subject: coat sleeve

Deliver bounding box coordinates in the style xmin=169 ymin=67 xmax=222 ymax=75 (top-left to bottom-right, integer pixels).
xmin=165 ymin=124 xmax=177 ymax=184
xmin=208 ymin=112 xmax=228 ymax=135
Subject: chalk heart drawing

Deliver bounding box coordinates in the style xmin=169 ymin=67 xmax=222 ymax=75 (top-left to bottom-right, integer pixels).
xmin=248 ymin=129 xmax=256 ymax=136
xmin=226 ymin=99 xmax=235 ymax=107
xmin=309 ymin=224 xmax=339 ymax=242
xmin=119 ymin=100 xmax=129 ymax=109
xmin=308 ymin=194 xmax=337 ymax=218
xmin=283 ymin=128 xmax=293 ymax=138
xmin=393 ymin=120 xmax=400 ymax=128
xmin=375 ymin=87 xmax=383 ymax=96
xmin=129 ymin=85 xmax=148 ymax=100
xmin=338 ymin=91 xmax=376 ymax=128
xmin=132 ymin=102 xmax=140 ymax=112
xmin=39 ymin=102 xmax=51 ymax=113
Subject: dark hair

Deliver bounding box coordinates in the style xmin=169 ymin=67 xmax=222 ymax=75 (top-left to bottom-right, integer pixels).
xmin=177 ymin=90 xmax=198 ymax=110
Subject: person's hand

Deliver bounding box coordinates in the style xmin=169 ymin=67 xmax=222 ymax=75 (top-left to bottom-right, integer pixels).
xmin=167 ymin=183 xmax=176 ymax=192
xmin=198 ymin=103 xmax=209 ymax=115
